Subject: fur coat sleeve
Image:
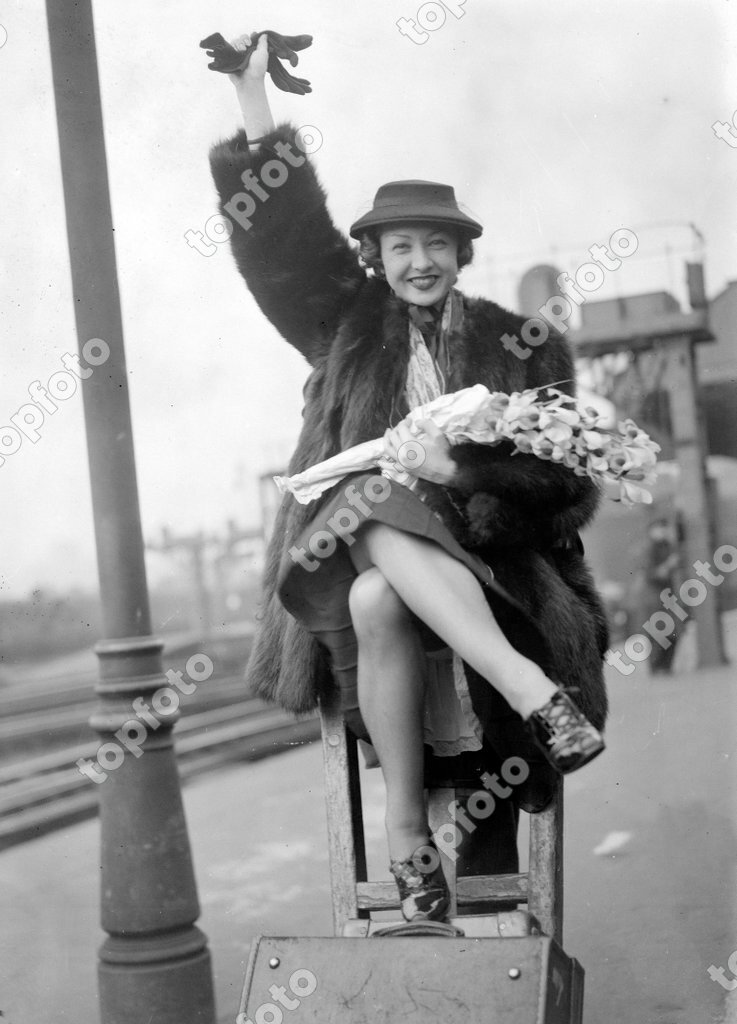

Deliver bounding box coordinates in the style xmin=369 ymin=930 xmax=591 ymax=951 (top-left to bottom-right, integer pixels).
xmin=447 ymin=336 xmax=601 ymax=550
xmin=208 ymin=124 xmax=364 ymax=365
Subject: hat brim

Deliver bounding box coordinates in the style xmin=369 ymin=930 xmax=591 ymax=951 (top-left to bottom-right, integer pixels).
xmin=349 ymin=206 xmax=483 ymax=240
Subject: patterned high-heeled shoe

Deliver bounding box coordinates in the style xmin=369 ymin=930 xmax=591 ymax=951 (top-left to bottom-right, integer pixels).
xmin=526 ymin=688 xmax=605 ymax=774
xmin=389 ymin=839 xmax=450 ymax=922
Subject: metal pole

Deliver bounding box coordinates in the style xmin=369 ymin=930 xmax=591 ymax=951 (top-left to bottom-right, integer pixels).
xmin=44 ymin=1 xmax=216 ymax=1019
xmin=664 ymin=337 xmax=727 ymax=668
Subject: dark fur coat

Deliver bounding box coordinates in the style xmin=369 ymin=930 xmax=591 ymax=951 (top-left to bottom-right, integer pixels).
xmin=209 ymin=124 xmax=609 ymax=731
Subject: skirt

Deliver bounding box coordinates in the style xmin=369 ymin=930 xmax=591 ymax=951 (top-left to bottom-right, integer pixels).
xmin=276 ymin=472 xmax=543 ymax=750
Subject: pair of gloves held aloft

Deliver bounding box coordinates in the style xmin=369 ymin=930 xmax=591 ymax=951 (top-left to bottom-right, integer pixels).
xmin=200 ymin=30 xmax=312 ymax=94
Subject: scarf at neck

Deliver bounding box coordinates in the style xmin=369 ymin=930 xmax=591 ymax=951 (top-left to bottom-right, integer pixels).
xmin=404 ymin=289 xmax=463 ymax=410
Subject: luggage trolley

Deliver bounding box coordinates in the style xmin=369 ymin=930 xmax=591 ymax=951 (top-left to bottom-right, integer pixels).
xmin=238 ymin=679 xmax=586 ymax=1023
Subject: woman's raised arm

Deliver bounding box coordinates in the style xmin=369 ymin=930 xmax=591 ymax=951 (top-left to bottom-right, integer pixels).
xmin=209 ymin=35 xmax=363 ymax=364
xmin=227 ymin=35 xmax=276 ymax=150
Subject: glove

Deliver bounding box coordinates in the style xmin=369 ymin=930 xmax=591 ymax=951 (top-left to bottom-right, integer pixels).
xmin=199 ymin=30 xmax=313 ymax=94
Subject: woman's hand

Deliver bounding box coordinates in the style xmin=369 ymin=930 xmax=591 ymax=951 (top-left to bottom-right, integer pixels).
xmin=383 ymin=417 xmax=458 ymax=486
xmin=228 ymin=34 xmax=275 ymax=143
xmin=227 ymin=33 xmax=269 ymax=87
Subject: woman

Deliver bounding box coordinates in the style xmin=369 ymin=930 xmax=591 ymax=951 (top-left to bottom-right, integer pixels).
xmin=209 ymin=35 xmax=609 ymax=922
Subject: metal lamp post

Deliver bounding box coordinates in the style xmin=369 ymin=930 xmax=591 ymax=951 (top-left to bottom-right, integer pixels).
xmin=45 ymin=1 xmax=216 ymax=1019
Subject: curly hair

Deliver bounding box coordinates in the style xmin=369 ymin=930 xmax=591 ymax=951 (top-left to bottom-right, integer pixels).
xmin=357 ymin=227 xmax=474 ymax=280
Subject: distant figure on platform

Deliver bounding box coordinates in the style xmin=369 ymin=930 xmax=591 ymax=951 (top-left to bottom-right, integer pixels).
xmin=645 ymin=517 xmax=682 ymax=675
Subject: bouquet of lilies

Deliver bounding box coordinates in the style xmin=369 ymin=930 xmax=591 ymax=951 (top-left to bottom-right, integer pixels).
xmin=274 ymin=383 xmax=660 ymax=507
xmin=478 ymin=384 xmax=660 ymax=505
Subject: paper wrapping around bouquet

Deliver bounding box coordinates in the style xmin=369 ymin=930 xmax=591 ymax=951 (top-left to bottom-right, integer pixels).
xmin=272 ymin=382 xmax=659 ymax=507
xmin=274 ymin=438 xmax=387 ymax=505
xmin=273 ymin=385 xmax=496 ymax=504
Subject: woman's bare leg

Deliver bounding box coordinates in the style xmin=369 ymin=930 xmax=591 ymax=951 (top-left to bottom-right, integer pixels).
xmin=348 ymin=568 xmax=430 ymax=863
xmin=352 ymin=523 xmax=557 ymax=719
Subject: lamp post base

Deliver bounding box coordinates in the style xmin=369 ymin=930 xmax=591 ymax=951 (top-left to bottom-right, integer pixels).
xmin=99 ymin=929 xmax=215 ymax=1023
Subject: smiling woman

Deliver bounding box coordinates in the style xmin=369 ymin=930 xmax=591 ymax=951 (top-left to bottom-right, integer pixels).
xmin=379 ymin=224 xmax=461 ymax=300
xmin=208 ymin=31 xmax=609 ymax=924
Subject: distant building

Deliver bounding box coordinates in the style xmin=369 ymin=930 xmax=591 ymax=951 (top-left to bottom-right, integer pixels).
xmin=572 ymin=280 xmax=737 ymax=459
xmin=515 ymin=264 xmax=736 ymax=626
xmin=579 ymin=290 xmax=681 ymax=331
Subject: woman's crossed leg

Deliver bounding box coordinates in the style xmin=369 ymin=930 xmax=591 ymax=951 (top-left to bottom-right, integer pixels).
xmin=348 ymin=521 xmax=558 ymax=865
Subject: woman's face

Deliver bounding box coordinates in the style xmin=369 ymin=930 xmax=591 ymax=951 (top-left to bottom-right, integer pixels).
xmin=379 ymin=224 xmax=459 ymax=306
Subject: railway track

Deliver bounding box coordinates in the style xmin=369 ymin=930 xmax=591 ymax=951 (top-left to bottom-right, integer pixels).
xmin=0 ymin=672 xmax=257 ymax=758
xmin=0 ymin=651 xmax=321 ymax=850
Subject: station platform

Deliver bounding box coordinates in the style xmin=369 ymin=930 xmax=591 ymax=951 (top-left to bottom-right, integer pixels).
xmin=2 ymin=625 xmax=736 ymax=1024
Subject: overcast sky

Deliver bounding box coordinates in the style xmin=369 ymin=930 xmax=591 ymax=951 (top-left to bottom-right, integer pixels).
xmin=1 ymin=0 xmax=735 ymax=601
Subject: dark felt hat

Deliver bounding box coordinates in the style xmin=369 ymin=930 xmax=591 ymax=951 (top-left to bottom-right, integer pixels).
xmin=349 ymin=179 xmax=483 ymax=240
